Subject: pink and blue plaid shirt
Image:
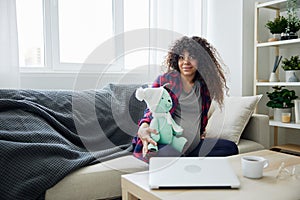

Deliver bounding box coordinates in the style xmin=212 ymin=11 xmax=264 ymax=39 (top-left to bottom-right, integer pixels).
xmin=132 ymin=71 xmax=211 ymax=162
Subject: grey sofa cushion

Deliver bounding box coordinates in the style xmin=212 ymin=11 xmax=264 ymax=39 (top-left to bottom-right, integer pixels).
xmin=238 ymin=139 xmax=264 ymax=154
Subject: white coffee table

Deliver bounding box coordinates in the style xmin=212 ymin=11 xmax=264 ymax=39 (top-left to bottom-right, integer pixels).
xmin=121 ymin=150 xmax=300 ymax=200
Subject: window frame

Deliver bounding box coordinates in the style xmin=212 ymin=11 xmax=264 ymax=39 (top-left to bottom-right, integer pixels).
xmin=21 ymin=0 xmax=129 ymax=73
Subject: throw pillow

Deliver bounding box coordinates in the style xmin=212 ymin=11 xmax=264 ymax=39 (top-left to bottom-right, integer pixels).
xmin=205 ymin=95 xmax=262 ymax=144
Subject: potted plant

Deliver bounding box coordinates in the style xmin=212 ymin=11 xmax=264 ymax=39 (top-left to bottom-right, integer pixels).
xmin=282 ymin=0 xmax=300 ymax=40
xmin=281 ymin=55 xmax=300 ymax=82
xmin=265 ymin=16 xmax=288 ymax=41
xmin=266 ymin=86 xmax=298 ymax=121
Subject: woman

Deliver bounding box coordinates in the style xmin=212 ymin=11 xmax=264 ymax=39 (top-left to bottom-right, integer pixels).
xmin=132 ymin=36 xmax=238 ymax=162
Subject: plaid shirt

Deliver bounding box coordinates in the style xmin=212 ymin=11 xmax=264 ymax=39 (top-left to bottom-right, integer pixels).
xmin=132 ymin=71 xmax=211 ymax=162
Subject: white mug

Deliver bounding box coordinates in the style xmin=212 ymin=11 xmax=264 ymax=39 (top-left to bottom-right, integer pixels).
xmin=241 ymin=156 xmax=269 ymax=179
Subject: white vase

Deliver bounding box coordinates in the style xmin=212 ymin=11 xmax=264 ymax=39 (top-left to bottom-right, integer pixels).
xmin=285 ymin=70 xmax=300 ymax=82
xmin=268 ymin=34 xmax=281 ymax=42
xmin=269 ymin=72 xmax=280 ymax=82
xmin=274 ymin=108 xmax=292 ymax=122
xmin=273 ymin=33 xmax=281 ymax=40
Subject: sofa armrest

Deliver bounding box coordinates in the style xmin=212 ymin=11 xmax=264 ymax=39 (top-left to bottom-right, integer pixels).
xmin=241 ymin=114 xmax=270 ymax=149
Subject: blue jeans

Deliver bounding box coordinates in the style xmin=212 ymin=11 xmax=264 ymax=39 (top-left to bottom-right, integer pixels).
xmin=155 ymin=138 xmax=238 ymax=157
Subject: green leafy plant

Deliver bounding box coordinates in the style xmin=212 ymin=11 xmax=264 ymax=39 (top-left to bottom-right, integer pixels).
xmin=288 ymin=18 xmax=300 ymax=33
xmin=266 ymin=86 xmax=298 ymax=108
xmin=286 ymin=0 xmax=300 ymax=33
xmin=265 ymin=16 xmax=288 ymax=34
xmin=281 ymin=55 xmax=300 ymax=70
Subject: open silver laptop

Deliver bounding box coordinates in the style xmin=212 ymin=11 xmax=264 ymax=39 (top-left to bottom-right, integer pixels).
xmin=149 ymin=157 xmax=240 ymax=189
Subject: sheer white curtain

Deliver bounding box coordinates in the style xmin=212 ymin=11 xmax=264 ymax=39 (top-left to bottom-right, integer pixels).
xmin=150 ymin=0 xmax=202 ymax=36
xmin=148 ymin=0 xmax=202 ymax=80
xmin=0 ymin=0 xmax=20 ymax=88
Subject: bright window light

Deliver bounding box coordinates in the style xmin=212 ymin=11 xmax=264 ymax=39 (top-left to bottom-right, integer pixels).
xmin=124 ymin=0 xmax=149 ymax=69
xmin=124 ymin=0 xmax=149 ymax=32
xmin=58 ymin=0 xmax=113 ymax=64
xmin=16 ymin=0 xmax=44 ymax=67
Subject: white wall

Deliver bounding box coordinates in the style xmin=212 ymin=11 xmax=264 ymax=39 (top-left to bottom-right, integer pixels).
xmin=204 ymin=0 xmax=271 ymax=96
xmin=205 ymin=0 xmax=243 ymax=96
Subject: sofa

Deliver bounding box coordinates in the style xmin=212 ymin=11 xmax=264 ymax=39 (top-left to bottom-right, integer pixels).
xmin=0 ymin=84 xmax=270 ymax=200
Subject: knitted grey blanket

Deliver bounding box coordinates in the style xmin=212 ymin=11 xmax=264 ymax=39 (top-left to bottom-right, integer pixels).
xmin=0 ymin=84 xmax=146 ymax=200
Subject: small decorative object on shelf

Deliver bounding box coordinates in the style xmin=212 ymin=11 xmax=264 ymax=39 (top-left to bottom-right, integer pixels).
xmin=281 ymin=112 xmax=291 ymax=123
xmin=269 ymin=72 xmax=280 ymax=82
xmin=281 ymin=55 xmax=300 ymax=82
xmin=266 ymin=86 xmax=298 ymax=121
xmin=294 ymin=99 xmax=300 ymax=124
xmin=269 ymin=55 xmax=282 ymax=82
xmin=265 ymin=16 xmax=288 ymax=41
xmin=281 ymin=0 xmax=300 ymax=40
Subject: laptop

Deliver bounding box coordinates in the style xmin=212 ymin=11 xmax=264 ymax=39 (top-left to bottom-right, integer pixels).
xmin=148 ymin=157 xmax=240 ymax=189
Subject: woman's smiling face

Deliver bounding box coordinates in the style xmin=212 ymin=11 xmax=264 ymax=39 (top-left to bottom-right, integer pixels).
xmin=178 ymin=51 xmax=198 ymax=79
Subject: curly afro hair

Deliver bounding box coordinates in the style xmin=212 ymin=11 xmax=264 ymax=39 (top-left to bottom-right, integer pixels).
xmin=164 ymin=36 xmax=228 ymax=106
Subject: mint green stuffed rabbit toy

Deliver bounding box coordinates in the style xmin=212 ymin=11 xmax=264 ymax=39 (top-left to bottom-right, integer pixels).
xmin=135 ymin=86 xmax=187 ymax=153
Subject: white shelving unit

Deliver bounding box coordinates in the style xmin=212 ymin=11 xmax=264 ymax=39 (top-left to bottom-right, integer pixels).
xmin=269 ymin=120 xmax=300 ymax=129
xmin=254 ymin=0 xmax=300 ymax=154
xmin=256 ymin=82 xmax=300 ymax=86
xmin=257 ymin=38 xmax=300 ymax=47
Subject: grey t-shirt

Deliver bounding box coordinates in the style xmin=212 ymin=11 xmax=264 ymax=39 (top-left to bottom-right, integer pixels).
xmin=173 ymin=81 xmax=202 ymax=154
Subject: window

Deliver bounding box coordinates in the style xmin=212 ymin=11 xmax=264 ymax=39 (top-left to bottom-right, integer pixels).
xmin=58 ymin=0 xmax=113 ymax=64
xmin=16 ymin=0 xmax=150 ymax=71
xmin=124 ymin=0 xmax=149 ymax=70
xmin=16 ymin=0 xmax=44 ymax=67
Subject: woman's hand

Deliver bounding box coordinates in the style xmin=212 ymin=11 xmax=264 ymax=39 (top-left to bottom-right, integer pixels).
xmin=138 ymin=123 xmax=158 ymax=157
xmin=201 ymin=131 xmax=206 ymax=139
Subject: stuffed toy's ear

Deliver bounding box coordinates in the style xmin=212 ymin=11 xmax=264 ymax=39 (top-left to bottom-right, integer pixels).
xmin=135 ymin=87 xmax=164 ymax=112
xmin=135 ymin=87 xmax=145 ymax=101
xmin=162 ymin=83 xmax=170 ymax=88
